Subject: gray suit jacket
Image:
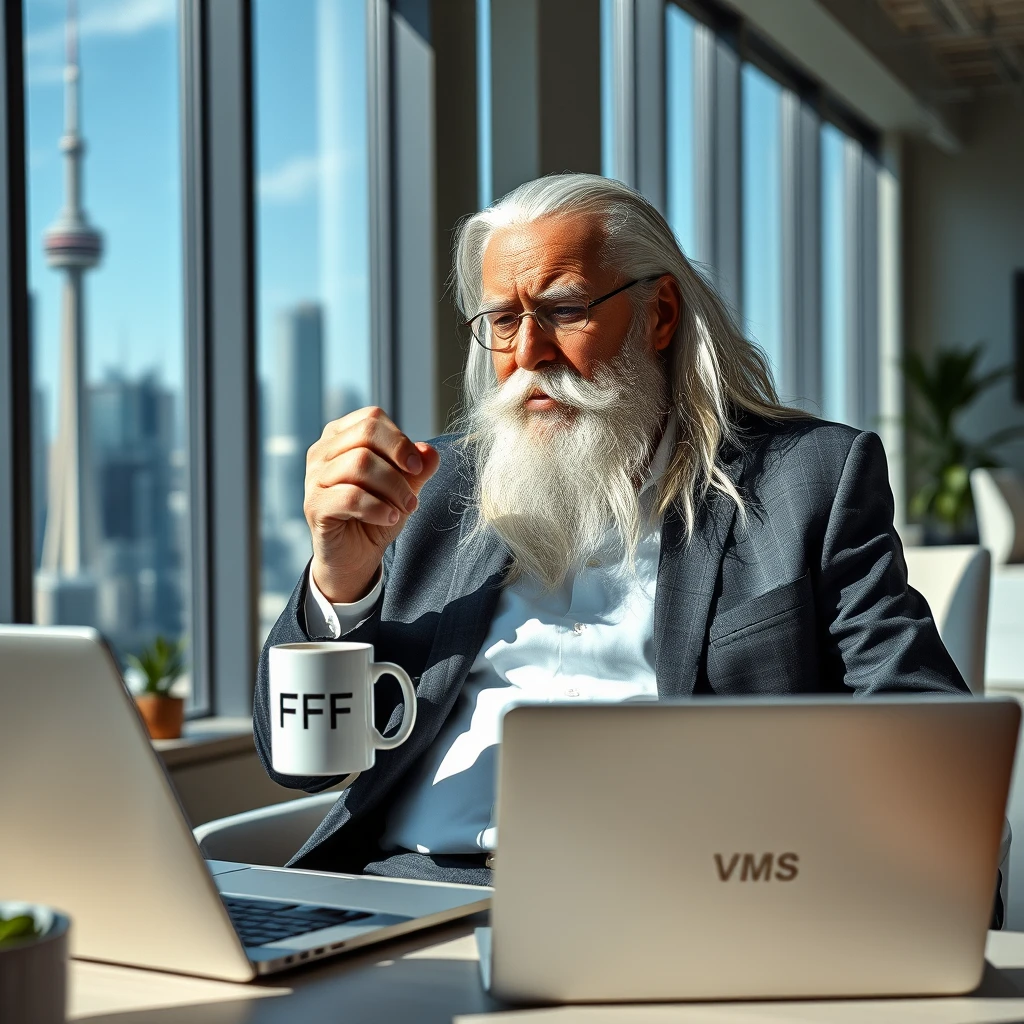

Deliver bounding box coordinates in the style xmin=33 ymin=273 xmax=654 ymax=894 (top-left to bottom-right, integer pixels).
xmin=253 ymin=414 xmax=969 ymax=874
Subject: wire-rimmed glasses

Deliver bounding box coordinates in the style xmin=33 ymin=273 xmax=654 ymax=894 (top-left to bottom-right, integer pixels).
xmin=464 ymin=275 xmax=664 ymax=352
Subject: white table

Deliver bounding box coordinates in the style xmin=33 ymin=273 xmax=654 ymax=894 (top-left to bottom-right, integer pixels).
xmin=71 ymin=920 xmax=1024 ymax=1023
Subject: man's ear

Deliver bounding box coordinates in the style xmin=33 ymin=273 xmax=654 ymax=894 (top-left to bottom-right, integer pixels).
xmin=651 ymin=276 xmax=682 ymax=352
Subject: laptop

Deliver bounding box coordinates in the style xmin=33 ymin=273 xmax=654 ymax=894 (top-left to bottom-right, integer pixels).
xmin=479 ymin=698 xmax=1019 ymax=1004
xmin=0 ymin=626 xmax=490 ymax=981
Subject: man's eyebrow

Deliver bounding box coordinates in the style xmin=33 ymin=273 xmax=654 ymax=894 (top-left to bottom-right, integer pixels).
xmin=477 ymin=281 xmax=590 ymax=310
xmin=536 ymin=282 xmax=589 ymax=302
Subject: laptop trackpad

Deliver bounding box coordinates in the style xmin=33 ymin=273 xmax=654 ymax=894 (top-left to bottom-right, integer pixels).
xmin=216 ymin=864 xmax=491 ymax=918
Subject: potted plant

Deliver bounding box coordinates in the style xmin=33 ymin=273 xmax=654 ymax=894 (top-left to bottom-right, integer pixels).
xmin=902 ymin=343 xmax=1024 ymax=543
xmin=0 ymin=902 xmax=70 ymax=1023
xmin=129 ymin=635 xmax=187 ymax=740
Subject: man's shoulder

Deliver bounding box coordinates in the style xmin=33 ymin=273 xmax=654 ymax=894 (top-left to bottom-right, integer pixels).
xmin=736 ymin=412 xmax=862 ymax=462
xmin=732 ymin=413 xmax=876 ymax=495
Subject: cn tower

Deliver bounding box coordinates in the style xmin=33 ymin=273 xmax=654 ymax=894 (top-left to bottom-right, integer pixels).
xmin=38 ymin=0 xmax=103 ymax=618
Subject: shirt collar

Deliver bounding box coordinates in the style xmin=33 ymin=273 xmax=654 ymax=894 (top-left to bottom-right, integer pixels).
xmin=639 ymin=415 xmax=677 ymax=498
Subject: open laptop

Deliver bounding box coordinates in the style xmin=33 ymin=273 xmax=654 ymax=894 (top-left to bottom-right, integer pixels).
xmin=479 ymin=698 xmax=1020 ymax=1004
xmin=0 ymin=626 xmax=489 ymax=982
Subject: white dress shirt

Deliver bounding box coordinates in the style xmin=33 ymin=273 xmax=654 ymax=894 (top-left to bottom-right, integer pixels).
xmin=304 ymin=420 xmax=676 ymax=855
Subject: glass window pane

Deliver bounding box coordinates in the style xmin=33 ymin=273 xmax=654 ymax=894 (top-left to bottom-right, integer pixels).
xmin=741 ymin=63 xmax=783 ymax=381
xmin=24 ymin=1 xmax=193 ymax=701
xmin=821 ymin=122 xmax=848 ymax=423
xmin=253 ymin=0 xmax=372 ymax=644
xmin=478 ymin=0 xmax=493 ymax=207
xmin=665 ymin=3 xmax=698 ymax=261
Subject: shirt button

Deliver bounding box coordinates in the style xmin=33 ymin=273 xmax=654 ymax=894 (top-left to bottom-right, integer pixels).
xmin=572 ymin=622 xmax=586 ymax=635
xmin=564 ymin=687 xmax=580 ymax=697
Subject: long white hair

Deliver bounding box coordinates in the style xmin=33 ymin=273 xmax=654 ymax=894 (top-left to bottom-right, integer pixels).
xmin=451 ymin=173 xmax=804 ymax=538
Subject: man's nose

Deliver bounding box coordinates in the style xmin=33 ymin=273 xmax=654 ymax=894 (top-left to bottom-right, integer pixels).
xmin=513 ymin=314 xmax=558 ymax=372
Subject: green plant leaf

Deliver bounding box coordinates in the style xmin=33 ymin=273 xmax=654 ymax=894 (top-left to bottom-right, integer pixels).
xmin=0 ymin=915 xmax=40 ymax=946
xmin=128 ymin=636 xmax=186 ymax=696
xmin=902 ymin=344 xmax=1023 ymax=531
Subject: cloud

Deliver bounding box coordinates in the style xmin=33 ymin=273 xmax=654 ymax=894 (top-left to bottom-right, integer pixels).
xmin=25 ymin=0 xmax=176 ymax=59
xmin=258 ymin=155 xmax=322 ymax=205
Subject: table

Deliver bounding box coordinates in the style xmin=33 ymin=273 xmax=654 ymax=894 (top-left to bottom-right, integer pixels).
xmin=71 ymin=921 xmax=1024 ymax=1023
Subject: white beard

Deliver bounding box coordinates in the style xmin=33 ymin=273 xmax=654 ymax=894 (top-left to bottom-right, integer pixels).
xmin=463 ymin=319 xmax=671 ymax=590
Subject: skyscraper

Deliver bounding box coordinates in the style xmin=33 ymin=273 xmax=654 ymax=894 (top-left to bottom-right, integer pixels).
xmin=89 ymin=372 xmax=181 ymax=653
xmin=265 ymin=302 xmax=324 ymax=527
xmin=36 ymin=0 xmax=104 ymax=626
xmin=261 ymin=302 xmax=324 ymax=599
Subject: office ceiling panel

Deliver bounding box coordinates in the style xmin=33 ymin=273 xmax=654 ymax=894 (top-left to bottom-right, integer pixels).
xmin=875 ymin=0 xmax=1024 ymax=93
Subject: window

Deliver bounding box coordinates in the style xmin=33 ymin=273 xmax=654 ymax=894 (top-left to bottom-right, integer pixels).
xmin=820 ymin=122 xmax=849 ymax=423
xmin=665 ymin=3 xmax=698 ymax=260
xmin=741 ymin=62 xmax=784 ymax=382
xmin=253 ymin=0 xmax=373 ymax=644
xmin=23 ymin=1 xmax=192 ymax=696
xmin=477 ymin=0 xmax=493 ymax=207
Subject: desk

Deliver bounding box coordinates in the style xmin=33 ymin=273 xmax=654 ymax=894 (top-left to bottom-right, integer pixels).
xmin=71 ymin=922 xmax=1024 ymax=1023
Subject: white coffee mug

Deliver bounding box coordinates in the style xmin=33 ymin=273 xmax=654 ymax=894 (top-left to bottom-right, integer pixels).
xmin=268 ymin=642 xmax=417 ymax=777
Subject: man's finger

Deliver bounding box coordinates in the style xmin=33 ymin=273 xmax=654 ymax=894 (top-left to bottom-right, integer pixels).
xmin=319 ymin=412 xmax=422 ymax=477
xmin=314 ymin=447 xmax=419 ymax=515
xmin=307 ymin=483 xmax=402 ymax=528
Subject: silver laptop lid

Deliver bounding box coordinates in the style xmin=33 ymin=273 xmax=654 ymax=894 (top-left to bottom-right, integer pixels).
xmin=490 ymin=697 xmax=1019 ymax=1003
xmin=0 ymin=626 xmax=254 ymax=982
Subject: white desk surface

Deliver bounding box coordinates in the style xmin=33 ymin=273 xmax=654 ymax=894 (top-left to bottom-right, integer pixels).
xmin=71 ymin=921 xmax=1024 ymax=1023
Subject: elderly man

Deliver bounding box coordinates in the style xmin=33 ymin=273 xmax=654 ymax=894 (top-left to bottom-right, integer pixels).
xmin=254 ymin=173 xmax=968 ymax=886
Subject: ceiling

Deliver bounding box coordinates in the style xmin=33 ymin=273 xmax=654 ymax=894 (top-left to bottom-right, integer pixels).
xmin=873 ymin=0 xmax=1024 ymax=96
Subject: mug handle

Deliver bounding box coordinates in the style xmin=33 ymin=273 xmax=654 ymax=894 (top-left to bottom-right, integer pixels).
xmin=370 ymin=662 xmax=418 ymax=750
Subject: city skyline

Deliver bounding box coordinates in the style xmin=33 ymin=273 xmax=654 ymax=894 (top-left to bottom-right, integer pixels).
xmin=25 ymin=0 xmax=368 ymax=437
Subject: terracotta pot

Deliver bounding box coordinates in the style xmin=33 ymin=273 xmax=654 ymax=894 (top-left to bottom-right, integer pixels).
xmin=135 ymin=694 xmax=185 ymax=740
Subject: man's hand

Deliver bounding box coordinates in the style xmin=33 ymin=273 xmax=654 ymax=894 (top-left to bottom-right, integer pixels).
xmin=304 ymin=407 xmax=440 ymax=604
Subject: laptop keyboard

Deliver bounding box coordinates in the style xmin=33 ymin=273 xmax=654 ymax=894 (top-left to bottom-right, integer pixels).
xmin=222 ymin=895 xmax=373 ymax=948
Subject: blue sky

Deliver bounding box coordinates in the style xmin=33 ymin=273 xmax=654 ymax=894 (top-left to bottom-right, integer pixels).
xmin=25 ymin=0 xmax=184 ymax=420
xmin=25 ymin=0 xmax=371 ymax=436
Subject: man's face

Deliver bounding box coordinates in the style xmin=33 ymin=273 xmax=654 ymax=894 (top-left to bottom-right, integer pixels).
xmin=479 ymin=214 xmax=670 ymax=411
xmin=466 ymin=213 xmax=680 ymax=590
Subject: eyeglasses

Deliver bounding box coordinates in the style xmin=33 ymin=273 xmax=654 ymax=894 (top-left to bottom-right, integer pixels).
xmin=464 ymin=275 xmax=664 ymax=352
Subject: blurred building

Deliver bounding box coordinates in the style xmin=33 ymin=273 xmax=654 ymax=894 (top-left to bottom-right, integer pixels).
xmin=261 ymin=302 xmax=324 ymax=600
xmin=89 ymin=371 xmax=183 ymax=655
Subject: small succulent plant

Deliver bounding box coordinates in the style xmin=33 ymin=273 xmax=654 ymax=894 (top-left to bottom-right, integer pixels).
xmin=0 ymin=911 xmax=42 ymax=948
xmin=127 ymin=635 xmax=186 ymax=697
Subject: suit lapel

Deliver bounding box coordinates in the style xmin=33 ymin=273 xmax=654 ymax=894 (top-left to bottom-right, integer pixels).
xmin=654 ymin=460 xmax=744 ymax=697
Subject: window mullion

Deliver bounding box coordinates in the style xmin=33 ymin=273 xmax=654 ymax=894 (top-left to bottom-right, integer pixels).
xmin=183 ymin=0 xmax=258 ymax=717
xmin=0 ymin=0 xmax=32 ymax=623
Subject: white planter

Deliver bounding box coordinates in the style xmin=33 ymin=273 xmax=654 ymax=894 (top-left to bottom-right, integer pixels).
xmin=0 ymin=902 xmax=70 ymax=1024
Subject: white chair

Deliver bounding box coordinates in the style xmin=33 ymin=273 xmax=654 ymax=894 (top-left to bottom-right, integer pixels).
xmin=971 ymin=468 xmax=1024 ymax=686
xmin=903 ymin=542 xmax=1012 ymax=922
xmin=194 ymin=790 xmax=343 ymax=867
xmin=902 ymin=545 xmax=991 ymax=695
xmin=972 ymin=468 xmax=1024 ymax=566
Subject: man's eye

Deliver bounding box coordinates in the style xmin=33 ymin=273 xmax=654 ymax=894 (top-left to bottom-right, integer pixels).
xmin=489 ymin=313 xmax=519 ymax=330
xmin=547 ymin=305 xmax=586 ymax=324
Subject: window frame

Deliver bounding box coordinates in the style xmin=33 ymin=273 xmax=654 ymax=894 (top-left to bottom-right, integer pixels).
xmin=0 ymin=0 xmax=31 ymax=624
